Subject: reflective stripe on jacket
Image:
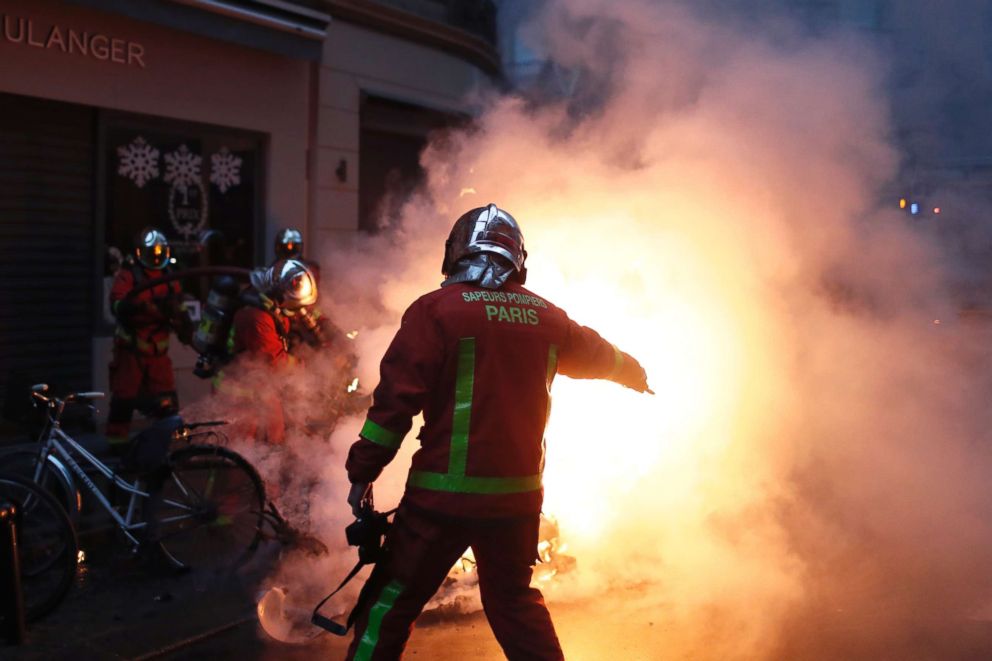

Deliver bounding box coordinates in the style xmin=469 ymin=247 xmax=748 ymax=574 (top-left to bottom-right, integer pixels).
xmin=346 ymin=281 xmax=633 ymax=518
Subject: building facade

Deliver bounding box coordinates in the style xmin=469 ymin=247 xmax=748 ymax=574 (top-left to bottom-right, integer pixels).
xmin=0 ymin=0 xmax=499 ymax=433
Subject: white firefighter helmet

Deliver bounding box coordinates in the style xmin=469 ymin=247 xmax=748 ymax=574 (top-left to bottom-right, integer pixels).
xmin=442 ymin=204 xmax=527 ymax=282
xmin=135 ymin=227 xmax=170 ymax=270
xmin=251 ymin=259 xmax=318 ymax=310
xmin=274 ymin=228 xmax=304 ymax=260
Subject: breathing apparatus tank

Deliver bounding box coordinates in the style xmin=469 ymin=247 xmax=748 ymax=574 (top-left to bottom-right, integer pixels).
xmin=193 ymin=275 xmax=240 ymax=378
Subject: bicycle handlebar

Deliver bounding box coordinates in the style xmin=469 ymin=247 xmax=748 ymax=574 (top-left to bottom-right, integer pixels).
xmin=72 ymin=392 xmax=105 ymax=400
xmin=30 ymin=384 xmax=105 ymax=406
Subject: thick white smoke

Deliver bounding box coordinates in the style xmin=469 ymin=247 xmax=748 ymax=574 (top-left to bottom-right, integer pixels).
xmin=229 ymin=1 xmax=992 ymax=658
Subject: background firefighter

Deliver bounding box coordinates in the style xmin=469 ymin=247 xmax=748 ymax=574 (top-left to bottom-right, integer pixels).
xmin=219 ymin=258 xmax=319 ymax=445
xmin=274 ymin=227 xmax=321 ymax=286
xmin=344 ymin=204 xmax=652 ymax=661
xmin=273 ymin=226 xmax=334 ymax=354
xmin=106 ymin=227 xmax=187 ymax=450
xmin=275 ymin=226 xmax=369 ymax=429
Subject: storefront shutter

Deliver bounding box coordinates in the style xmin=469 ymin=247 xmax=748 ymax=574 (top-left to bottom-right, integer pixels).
xmin=0 ymin=93 xmax=95 ymax=423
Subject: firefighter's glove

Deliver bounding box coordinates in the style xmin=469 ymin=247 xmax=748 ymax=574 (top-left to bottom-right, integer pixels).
xmin=616 ymin=352 xmax=653 ymax=394
xmin=170 ymin=294 xmax=196 ymax=320
xmin=348 ymin=482 xmax=372 ymax=518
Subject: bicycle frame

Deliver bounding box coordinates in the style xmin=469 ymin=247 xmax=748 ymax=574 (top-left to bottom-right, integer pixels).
xmin=31 ymin=417 xmax=200 ymax=548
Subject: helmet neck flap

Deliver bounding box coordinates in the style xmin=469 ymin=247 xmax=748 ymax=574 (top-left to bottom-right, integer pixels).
xmin=442 ymin=253 xmax=518 ymax=290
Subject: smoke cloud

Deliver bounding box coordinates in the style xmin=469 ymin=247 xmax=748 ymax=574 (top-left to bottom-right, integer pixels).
xmin=196 ymin=1 xmax=992 ymax=657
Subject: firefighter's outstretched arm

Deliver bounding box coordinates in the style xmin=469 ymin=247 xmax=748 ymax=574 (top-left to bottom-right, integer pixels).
xmin=610 ymin=349 xmax=652 ymax=393
xmin=345 ymin=299 xmax=444 ymax=507
xmin=558 ymin=315 xmax=653 ymax=393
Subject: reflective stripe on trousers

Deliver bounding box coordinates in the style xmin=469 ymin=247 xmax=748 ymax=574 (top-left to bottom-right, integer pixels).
xmin=351 ymin=580 xmax=405 ymax=661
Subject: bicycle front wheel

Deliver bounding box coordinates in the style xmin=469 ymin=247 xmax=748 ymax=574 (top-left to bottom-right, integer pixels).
xmin=0 ymin=472 xmax=78 ymax=621
xmin=155 ymin=445 xmax=265 ymax=571
xmin=0 ymin=449 xmax=80 ymax=522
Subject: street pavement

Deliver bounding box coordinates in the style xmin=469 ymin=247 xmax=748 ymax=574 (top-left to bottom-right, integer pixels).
xmin=8 ymin=529 xmax=992 ymax=661
xmin=3 ymin=546 xmax=649 ymax=661
xmin=1 ymin=531 xmax=506 ymax=661
xmin=5 ymin=428 xmax=992 ymax=660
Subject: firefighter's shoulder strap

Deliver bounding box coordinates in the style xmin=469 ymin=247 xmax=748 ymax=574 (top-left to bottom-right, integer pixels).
xmin=130 ymin=264 xmax=177 ymax=332
xmin=241 ymin=290 xmax=289 ymax=341
xmin=128 ymin=262 xmax=175 ymax=286
xmin=310 ymin=557 xmax=369 ymax=635
xmin=128 ymin=264 xmax=177 ymax=301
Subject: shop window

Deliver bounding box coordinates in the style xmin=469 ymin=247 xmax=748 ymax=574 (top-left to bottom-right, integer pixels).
xmin=103 ymin=116 xmax=263 ymax=305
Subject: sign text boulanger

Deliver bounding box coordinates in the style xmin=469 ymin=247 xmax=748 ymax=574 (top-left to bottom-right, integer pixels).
xmin=1 ymin=13 xmax=145 ymax=68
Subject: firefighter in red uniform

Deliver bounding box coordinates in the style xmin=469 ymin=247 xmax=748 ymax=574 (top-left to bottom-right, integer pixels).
xmin=274 ymin=227 xmax=333 ymax=352
xmin=344 ymin=204 xmax=651 ymax=661
xmin=106 ymin=228 xmax=183 ymax=450
xmin=225 ymin=258 xmax=318 ymax=444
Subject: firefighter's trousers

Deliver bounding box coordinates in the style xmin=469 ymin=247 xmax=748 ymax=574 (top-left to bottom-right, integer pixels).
xmin=106 ymin=346 xmax=178 ymax=443
xmin=346 ymin=503 xmax=564 ymax=661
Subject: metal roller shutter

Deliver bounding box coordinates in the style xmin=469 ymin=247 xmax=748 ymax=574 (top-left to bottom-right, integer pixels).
xmin=0 ymin=93 xmax=95 ymax=425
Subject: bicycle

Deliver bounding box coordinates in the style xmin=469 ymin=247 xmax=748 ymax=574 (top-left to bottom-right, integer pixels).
xmin=0 ymin=471 xmax=78 ymax=622
xmin=0 ymin=384 xmax=266 ymax=584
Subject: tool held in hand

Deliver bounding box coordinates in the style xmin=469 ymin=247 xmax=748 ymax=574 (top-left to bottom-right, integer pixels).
xmin=311 ymin=485 xmax=395 ymax=635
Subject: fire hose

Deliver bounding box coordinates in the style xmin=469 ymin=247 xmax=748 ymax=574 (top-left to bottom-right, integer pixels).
xmin=119 ymin=266 xmax=254 ymax=366
xmin=121 ymin=266 xmax=253 ymax=301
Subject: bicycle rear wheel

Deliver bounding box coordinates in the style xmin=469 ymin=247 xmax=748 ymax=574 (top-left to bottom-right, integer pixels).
xmin=155 ymin=445 xmax=265 ymax=571
xmin=0 ymin=472 xmax=77 ymax=621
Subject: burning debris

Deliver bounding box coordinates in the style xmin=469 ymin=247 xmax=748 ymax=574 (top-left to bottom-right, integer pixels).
xmin=258 ymin=586 xmax=328 ymax=644
xmin=257 ymin=502 xmax=329 ymax=557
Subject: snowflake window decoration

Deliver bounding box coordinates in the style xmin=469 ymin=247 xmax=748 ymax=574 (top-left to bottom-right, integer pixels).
xmin=210 ymin=147 xmax=243 ymax=193
xmin=164 ymin=144 xmax=203 ymax=193
xmin=117 ymin=136 xmax=160 ymax=188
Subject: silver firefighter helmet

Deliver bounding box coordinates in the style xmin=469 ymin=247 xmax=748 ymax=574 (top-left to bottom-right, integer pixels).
xmin=135 ymin=227 xmax=170 ymax=270
xmin=441 ymin=204 xmax=527 ymax=287
xmin=251 ymin=259 xmax=318 ymax=310
xmin=274 ymin=228 xmax=304 ymax=260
